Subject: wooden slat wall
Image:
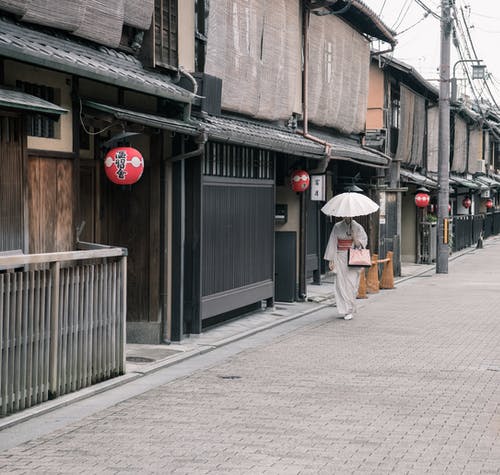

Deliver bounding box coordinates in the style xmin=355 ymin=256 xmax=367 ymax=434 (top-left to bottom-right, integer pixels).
xmin=102 ymin=165 xmax=158 ymax=323
xmin=56 ymin=262 xmax=123 ymax=395
xmin=0 ymin=116 xmax=24 ymax=252
xmin=28 ymin=157 xmax=74 ymax=253
xmin=0 ymin=259 xmax=125 ymax=417
xmin=0 ymin=270 xmax=51 ymax=415
xmin=79 ymin=166 xmax=97 ymax=243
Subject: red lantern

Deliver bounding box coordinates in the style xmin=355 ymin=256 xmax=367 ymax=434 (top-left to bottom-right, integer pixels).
xmin=415 ymin=192 xmax=430 ymax=208
xmin=462 ymin=197 xmax=472 ymax=209
xmin=486 ymin=198 xmax=494 ymax=209
xmin=104 ymin=147 xmax=144 ymax=185
xmin=291 ymin=170 xmax=310 ymax=192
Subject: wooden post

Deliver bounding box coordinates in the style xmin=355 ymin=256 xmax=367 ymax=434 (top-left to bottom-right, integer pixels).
xmin=366 ymin=253 xmax=379 ymax=293
xmin=380 ymin=251 xmax=395 ymax=290
xmin=357 ymin=269 xmax=367 ymax=299
xmin=120 ymin=255 xmax=127 ymax=375
xmin=49 ymin=262 xmax=60 ymax=398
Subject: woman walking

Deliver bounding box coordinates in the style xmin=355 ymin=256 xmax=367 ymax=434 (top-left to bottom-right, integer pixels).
xmin=324 ymin=217 xmax=367 ymax=320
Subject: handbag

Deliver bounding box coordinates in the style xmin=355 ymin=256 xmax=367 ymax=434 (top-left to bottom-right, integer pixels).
xmin=348 ymin=248 xmax=372 ymax=268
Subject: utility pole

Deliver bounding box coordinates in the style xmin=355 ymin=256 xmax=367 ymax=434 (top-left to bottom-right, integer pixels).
xmin=437 ymin=0 xmax=452 ymax=274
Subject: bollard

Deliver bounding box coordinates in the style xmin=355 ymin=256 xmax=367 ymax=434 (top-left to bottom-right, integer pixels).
xmin=379 ymin=251 xmax=395 ymax=290
xmin=366 ymin=253 xmax=379 ymax=293
xmin=357 ymin=268 xmax=367 ymax=299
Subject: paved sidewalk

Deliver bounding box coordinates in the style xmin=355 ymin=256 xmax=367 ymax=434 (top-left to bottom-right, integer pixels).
xmin=124 ymin=257 xmax=436 ymax=375
xmin=0 ymin=238 xmax=499 ymax=473
xmin=0 ymin=245 xmax=467 ymax=432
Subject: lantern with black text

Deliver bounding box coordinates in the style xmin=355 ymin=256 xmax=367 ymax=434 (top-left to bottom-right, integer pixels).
xmin=414 ymin=192 xmax=430 ymax=208
xmin=291 ymin=170 xmax=310 ymax=192
xmin=486 ymin=198 xmax=494 ymax=209
xmin=462 ymin=196 xmax=472 ymax=209
xmin=104 ymin=147 xmax=144 ymax=185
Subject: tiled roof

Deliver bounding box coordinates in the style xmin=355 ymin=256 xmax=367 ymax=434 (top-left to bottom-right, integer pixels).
xmin=400 ymin=168 xmax=439 ymax=188
xmin=83 ymin=100 xmax=200 ymax=136
xmin=311 ymin=128 xmax=390 ymax=166
xmin=474 ymin=174 xmax=500 ymax=188
xmin=449 ymin=175 xmax=485 ymax=190
xmin=0 ymin=86 xmax=67 ymax=115
xmin=350 ymin=0 xmax=397 ymax=45
xmin=379 ymin=56 xmax=439 ymax=100
xmin=0 ymin=16 xmax=193 ymax=104
xmin=200 ymin=114 xmax=390 ymax=166
xmin=199 ymin=114 xmax=326 ymax=159
xmin=313 ymin=1 xmax=396 ymax=46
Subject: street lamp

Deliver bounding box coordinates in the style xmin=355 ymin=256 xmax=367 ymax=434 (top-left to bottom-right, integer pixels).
xmin=451 ymin=59 xmax=485 ymax=102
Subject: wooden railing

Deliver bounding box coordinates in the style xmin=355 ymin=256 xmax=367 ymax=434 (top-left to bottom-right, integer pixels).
xmin=0 ymin=243 xmax=127 ymax=417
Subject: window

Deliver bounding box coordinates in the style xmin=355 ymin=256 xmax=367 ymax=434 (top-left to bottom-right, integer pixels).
xmin=195 ymin=0 xmax=207 ymax=72
xmin=204 ymin=143 xmax=274 ymax=180
xmin=16 ymin=80 xmax=60 ymax=138
xmin=154 ymin=0 xmax=178 ymax=68
xmin=391 ymin=98 xmax=400 ymax=129
xmin=389 ymin=86 xmax=400 ymax=155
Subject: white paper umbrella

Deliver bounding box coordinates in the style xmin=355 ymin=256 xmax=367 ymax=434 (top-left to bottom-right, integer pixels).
xmin=321 ymin=192 xmax=379 ymax=217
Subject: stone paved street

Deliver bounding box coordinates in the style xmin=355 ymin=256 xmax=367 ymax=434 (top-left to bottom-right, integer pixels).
xmin=1 ymin=239 xmax=500 ymax=474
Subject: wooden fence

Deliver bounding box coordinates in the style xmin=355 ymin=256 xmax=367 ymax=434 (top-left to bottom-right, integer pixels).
xmin=0 ymin=244 xmax=127 ymax=417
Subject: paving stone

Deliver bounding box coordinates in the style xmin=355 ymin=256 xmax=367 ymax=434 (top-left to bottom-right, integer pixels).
xmin=1 ymin=240 xmax=500 ymax=473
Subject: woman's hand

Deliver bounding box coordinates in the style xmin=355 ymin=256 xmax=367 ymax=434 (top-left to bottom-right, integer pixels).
xmin=329 ymin=261 xmax=335 ymax=271
xmin=353 ymin=240 xmax=362 ymax=248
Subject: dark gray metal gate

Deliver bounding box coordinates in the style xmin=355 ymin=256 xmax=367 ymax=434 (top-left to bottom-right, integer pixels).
xmin=201 ymin=143 xmax=275 ymax=320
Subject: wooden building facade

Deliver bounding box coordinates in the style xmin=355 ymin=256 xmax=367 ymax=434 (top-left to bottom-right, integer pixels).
xmin=367 ymin=55 xmax=500 ymax=266
xmin=1 ymin=0 xmax=397 ymax=344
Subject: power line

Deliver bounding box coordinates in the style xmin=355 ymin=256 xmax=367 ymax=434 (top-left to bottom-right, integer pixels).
xmin=378 ymin=0 xmax=388 ymax=16
xmin=459 ymin=5 xmax=480 ymax=60
xmin=414 ymin=0 xmax=441 ymax=20
xmin=396 ymin=12 xmax=430 ymax=36
xmin=450 ymin=8 xmax=500 ymax=146
xmin=392 ymin=0 xmax=412 ymax=30
xmin=454 ymin=2 xmax=500 ymax=110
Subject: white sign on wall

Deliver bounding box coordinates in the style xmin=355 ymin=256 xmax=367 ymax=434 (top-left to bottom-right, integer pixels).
xmin=310 ymin=175 xmax=326 ymax=201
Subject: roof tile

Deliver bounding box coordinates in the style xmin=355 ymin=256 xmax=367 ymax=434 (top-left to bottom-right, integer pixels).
xmin=0 ymin=16 xmax=193 ymax=104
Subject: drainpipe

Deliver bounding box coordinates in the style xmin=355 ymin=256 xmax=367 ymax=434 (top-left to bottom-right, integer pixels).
xmin=179 ymin=66 xmax=199 ymax=123
xmin=370 ymin=45 xmax=396 ymax=57
xmin=296 ymin=3 xmax=394 ymax=297
xmin=298 ymin=5 xmax=331 ymax=164
xmin=170 ymin=131 xmax=207 ymax=162
xmin=299 ymin=6 xmax=394 ymax=173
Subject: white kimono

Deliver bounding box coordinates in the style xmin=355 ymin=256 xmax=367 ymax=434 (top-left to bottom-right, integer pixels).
xmin=324 ymin=219 xmax=368 ymax=316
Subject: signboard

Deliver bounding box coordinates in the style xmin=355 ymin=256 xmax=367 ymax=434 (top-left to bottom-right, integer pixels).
xmin=310 ymin=175 xmax=325 ymax=201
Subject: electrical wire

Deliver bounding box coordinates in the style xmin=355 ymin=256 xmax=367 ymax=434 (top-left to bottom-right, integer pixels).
xmin=391 ymin=0 xmax=412 ymax=30
xmin=378 ymin=0 xmax=388 ymax=16
xmin=451 ymin=9 xmax=500 ymax=144
xmin=414 ymin=0 xmax=441 ymax=20
xmin=396 ymin=12 xmax=429 ymax=36
xmin=79 ymin=98 xmax=117 ymax=136
xmin=454 ymin=3 xmax=500 ymax=111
